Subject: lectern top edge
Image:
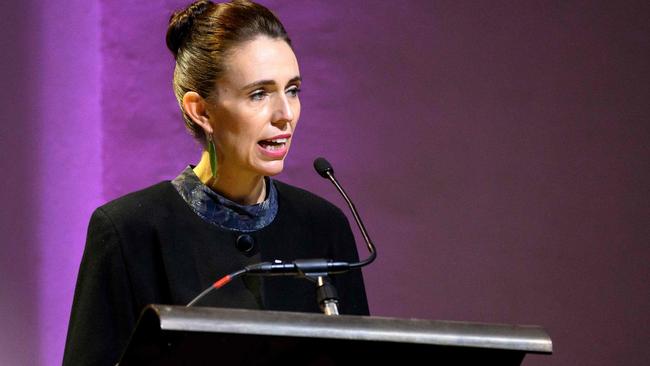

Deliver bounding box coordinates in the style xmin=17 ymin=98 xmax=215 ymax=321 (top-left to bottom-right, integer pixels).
xmin=144 ymin=304 xmax=552 ymax=354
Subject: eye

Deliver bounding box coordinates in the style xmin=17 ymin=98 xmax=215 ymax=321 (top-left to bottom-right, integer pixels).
xmin=286 ymin=86 xmax=301 ymax=98
xmin=249 ymin=90 xmax=268 ymax=101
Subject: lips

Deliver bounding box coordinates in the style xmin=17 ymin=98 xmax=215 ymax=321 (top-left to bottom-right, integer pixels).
xmin=257 ymin=134 xmax=291 ymax=158
xmin=258 ymin=137 xmax=288 ymax=150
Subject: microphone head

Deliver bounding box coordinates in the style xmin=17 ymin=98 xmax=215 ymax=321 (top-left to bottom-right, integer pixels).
xmin=313 ymin=157 xmax=334 ymax=178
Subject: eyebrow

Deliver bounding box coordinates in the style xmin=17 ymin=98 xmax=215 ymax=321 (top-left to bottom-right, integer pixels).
xmin=241 ymin=76 xmax=302 ymax=91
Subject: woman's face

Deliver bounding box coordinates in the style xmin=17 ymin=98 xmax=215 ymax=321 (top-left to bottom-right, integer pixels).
xmin=207 ymin=35 xmax=301 ymax=178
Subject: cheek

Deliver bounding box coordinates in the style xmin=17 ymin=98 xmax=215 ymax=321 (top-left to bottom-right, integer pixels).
xmin=215 ymin=107 xmax=259 ymax=144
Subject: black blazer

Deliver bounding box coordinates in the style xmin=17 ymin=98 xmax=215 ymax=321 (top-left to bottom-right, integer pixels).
xmin=63 ymin=180 xmax=369 ymax=366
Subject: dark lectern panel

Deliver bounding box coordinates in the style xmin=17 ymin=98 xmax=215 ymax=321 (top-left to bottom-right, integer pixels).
xmin=119 ymin=305 xmax=551 ymax=366
xmin=123 ymin=330 xmax=525 ymax=366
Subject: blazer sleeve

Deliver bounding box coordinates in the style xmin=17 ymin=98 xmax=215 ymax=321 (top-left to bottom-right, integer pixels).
xmin=329 ymin=208 xmax=371 ymax=316
xmin=63 ymin=208 xmax=137 ymax=366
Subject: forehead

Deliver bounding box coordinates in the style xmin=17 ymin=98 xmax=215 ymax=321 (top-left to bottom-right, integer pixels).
xmin=223 ymin=36 xmax=299 ymax=86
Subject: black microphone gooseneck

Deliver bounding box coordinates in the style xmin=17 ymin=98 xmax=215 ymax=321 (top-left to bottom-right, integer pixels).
xmin=186 ymin=158 xmax=377 ymax=315
xmin=313 ymin=157 xmax=377 ymax=268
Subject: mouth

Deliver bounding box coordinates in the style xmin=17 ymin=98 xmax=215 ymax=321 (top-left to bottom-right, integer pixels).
xmin=257 ymin=134 xmax=291 ymax=158
xmin=258 ymin=133 xmax=291 ymax=150
xmin=257 ymin=137 xmax=288 ymax=151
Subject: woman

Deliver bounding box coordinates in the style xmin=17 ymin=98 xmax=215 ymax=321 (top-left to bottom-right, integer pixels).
xmin=62 ymin=1 xmax=369 ymax=365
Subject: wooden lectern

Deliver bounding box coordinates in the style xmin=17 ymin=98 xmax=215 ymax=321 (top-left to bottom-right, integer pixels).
xmin=119 ymin=305 xmax=552 ymax=365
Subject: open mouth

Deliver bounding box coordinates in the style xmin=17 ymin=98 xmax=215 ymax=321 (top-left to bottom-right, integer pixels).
xmin=258 ymin=137 xmax=288 ymax=151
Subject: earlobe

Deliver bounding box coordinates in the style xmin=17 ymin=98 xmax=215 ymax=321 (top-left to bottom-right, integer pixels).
xmin=182 ymin=91 xmax=212 ymax=133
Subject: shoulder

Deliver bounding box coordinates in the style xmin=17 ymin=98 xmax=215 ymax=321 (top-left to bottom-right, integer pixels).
xmin=273 ymin=180 xmax=347 ymax=223
xmin=93 ymin=181 xmax=178 ymax=229
xmin=101 ymin=181 xmax=174 ymax=212
xmin=273 ymin=180 xmax=337 ymax=210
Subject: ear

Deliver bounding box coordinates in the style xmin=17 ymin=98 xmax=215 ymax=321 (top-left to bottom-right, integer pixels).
xmin=182 ymin=91 xmax=213 ymax=135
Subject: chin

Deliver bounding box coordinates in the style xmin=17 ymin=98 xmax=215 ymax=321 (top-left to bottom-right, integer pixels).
xmin=257 ymin=160 xmax=285 ymax=176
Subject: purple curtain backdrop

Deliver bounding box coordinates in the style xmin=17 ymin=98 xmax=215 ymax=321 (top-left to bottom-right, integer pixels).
xmin=1 ymin=2 xmax=39 ymax=364
xmin=1 ymin=0 xmax=648 ymax=365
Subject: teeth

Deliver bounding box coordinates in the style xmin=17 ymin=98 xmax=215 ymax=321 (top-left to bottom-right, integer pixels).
xmin=269 ymin=138 xmax=287 ymax=143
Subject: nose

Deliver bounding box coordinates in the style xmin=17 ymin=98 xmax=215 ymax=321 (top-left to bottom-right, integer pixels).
xmin=271 ymin=93 xmax=294 ymax=126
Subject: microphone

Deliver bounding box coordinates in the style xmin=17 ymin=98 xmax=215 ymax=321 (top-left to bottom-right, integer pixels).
xmin=186 ymin=157 xmax=377 ymax=309
xmin=245 ymin=259 xmax=351 ymax=276
xmin=248 ymin=157 xmax=376 ymax=274
xmin=313 ymin=157 xmax=377 ymax=268
xmin=313 ymin=157 xmax=334 ymax=178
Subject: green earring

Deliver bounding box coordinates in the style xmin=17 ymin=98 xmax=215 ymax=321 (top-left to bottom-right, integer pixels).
xmin=207 ymin=133 xmax=218 ymax=177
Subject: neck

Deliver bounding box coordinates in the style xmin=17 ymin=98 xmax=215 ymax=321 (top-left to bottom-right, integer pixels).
xmin=193 ymin=150 xmax=266 ymax=205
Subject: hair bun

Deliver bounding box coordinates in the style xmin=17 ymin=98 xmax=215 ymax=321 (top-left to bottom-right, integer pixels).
xmin=166 ymin=0 xmax=214 ymax=58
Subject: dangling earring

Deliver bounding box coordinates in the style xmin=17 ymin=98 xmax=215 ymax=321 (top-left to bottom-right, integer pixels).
xmin=207 ymin=132 xmax=218 ymax=178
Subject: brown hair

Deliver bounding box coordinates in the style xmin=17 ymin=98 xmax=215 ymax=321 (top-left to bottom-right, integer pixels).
xmin=166 ymin=0 xmax=292 ymax=144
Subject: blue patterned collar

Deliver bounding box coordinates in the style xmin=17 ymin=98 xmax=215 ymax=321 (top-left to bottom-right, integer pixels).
xmin=171 ymin=166 xmax=278 ymax=232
